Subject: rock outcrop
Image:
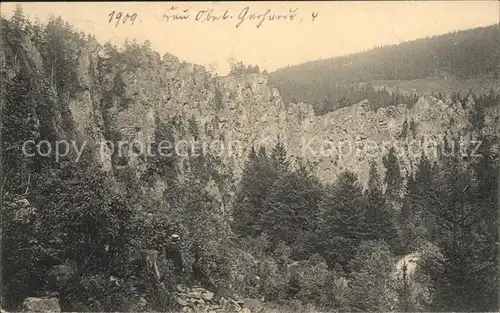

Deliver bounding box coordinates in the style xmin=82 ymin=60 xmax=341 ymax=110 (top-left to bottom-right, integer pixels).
xmin=66 ymin=42 xmax=496 ymax=188
xmin=47 ymin=260 xmax=79 ymax=290
xmin=173 ymin=285 xmax=256 ymax=313
xmin=3 ymin=27 xmax=498 ymax=192
xmin=21 ymin=297 xmax=60 ymax=313
xmin=393 ymin=252 xmax=420 ymax=280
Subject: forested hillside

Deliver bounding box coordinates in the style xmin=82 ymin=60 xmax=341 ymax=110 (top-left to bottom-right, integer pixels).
xmin=270 ymin=24 xmax=499 ymax=114
xmin=1 ymin=6 xmax=499 ymax=313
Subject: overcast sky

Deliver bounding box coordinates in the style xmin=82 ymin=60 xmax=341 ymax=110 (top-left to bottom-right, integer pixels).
xmin=2 ymin=1 xmax=499 ymax=75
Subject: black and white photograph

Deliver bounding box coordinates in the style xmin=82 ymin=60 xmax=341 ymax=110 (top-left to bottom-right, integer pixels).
xmin=1 ymin=1 xmax=499 ymax=312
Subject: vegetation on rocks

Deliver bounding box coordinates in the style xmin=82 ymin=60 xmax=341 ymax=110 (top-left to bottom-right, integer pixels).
xmin=1 ymin=6 xmax=498 ymax=312
xmin=270 ymin=24 xmax=499 ymax=114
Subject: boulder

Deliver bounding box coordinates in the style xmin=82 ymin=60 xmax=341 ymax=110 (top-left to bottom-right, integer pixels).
xmin=175 ymin=296 xmax=189 ymax=306
xmin=15 ymin=199 xmax=30 ymax=207
xmin=187 ymin=291 xmax=202 ymax=299
xmin=243 ymin=299 xmax=264 ymax=312
xmin=22 ymin=297 xmax=60 ymax=313
xmin=129 ymin=297 xmax=148 ymax=312
xmin=201 ymin=291 xmax=215 ymax=301
xmin=226 ymin=299 xmax=242 ymax=312
xmin=173 ymin=284 xmax=250 ymax=313
xmin=182 ymin=306 xmax=192 ymax=313
xmin=191 ymin=288 xmax=207 ymax=294
xmin=47 ymin=264 xmax=78 ymax=289
xmin=176 ymin=284 xmax=187 ymax=292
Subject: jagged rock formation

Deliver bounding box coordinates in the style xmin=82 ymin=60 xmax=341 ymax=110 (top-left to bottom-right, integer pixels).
xmin=173 ymin=285 xmax=255 ymax=313
xmin=3 ymin=17 xmax=498 ymax=313
xmin=3 ymin=28 xmax=498 ymax=191
xmin=67 ymin=42 xmax=500 ymax=188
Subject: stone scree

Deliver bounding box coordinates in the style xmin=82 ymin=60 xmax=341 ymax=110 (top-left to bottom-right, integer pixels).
xmin=173 ymin=285 xmax=255 ymax=313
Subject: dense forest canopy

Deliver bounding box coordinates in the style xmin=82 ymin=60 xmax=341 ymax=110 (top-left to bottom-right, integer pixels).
xmin=270 ymin=24 xmax=499 ymax=114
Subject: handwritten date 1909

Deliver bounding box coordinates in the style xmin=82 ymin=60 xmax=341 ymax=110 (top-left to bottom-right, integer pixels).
xmin=108 ymin=11 xmax=138 ymax=27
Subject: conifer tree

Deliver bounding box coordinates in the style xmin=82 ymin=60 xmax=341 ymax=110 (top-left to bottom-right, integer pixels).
xmin=2 ymin=66 xmax=38 ymax=193
xmin=233 ymin=146 xmax=278 ymax=238
xmin=469 ymin=98 xmax=485 ymax=130
xmin=409 ymin=119 xmax=417 ymax=137
xmin=395 ymin=261 xmax=418 ymax=311
xmin=319 ymin=171 xmax=368 ymax=269
xmin=264 ymin=164 xmax=323 ymax=259
xmin=364 ymin=162 xmax=398 ymax=247
xmin=142 ymin=117 xmax=178 ymax=187
xmin=383 ymin=146 xmax=403 ymax=200
xmin=347 ymin=240 xmax=396 ymax=312
xmin=401 ymin=152 xmax=436 ymax=247
xmin=413 ymin=154 xmax=498 ymax=311
xmin=399 ymin=120 xmax=408 ymax=139
xmin=270 ymin=139 xmax=290 ymax=175
xmin=11 ymin=4 xmax=27 ymax=31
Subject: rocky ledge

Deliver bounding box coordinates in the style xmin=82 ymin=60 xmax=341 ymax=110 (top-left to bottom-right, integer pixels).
xmin=173 ymin=284 xmax=260 ymax=313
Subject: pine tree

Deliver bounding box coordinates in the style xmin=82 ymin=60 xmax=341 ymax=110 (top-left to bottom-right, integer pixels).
xmin=395 ymin=261 xmax=418 ymax=311
xmin=383 ymin=147 xmax=403 ymax=200
xmin=319 ymin=171 xmax=369 ymax=269
xmin=142 ymin=117 xmax=178 ymax=187
xmin=468 ymin=134 xmax=499 ymax=310
xmin=42 ymin=15 xmax=80 ymax=95
xmin=2 ymin=66 xmax=39 ymax=193
xmin=11 ymin=4 xmax=27 ymax=31
xmin=469 ymin=97 xmax=485 ymax=130
xmin=347 ymin=240 xmax=396 ymax=312
xmin=399 ymin=120 xmax=409 ymax=139
xmin=364 ymin=162 xmax=398 ymax=247
xmin=413 ymin=155 xmax=498 ymax=311
xmin=263 ymin=164 xmax=323 ymax=259
xmin=401 ymin=152 xmax=436 ymax=247
xmin=188 ymin=114 xmax=199 ymax=139
xmin=270 ymin=139 xmax=290 ymax=175
xmin=233 ymin=146 xmax=277 ymax=238
xmin=409 ymin=119 xmax=417 ymax=137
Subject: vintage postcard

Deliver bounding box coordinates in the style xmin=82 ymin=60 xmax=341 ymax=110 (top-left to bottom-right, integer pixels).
xmin=1 ymin=1 xmax=499 ymax=312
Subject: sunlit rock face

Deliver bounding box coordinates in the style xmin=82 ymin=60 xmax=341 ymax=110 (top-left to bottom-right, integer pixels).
xmin=11 ymin=34 xmax=497 ymax=188
xmin=69 ymin=41 xmax=497 ymax=187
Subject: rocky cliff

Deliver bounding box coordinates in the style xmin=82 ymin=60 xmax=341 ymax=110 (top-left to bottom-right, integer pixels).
xmin=73 ymin=43 xmax=499 ymax=186
xmin=4 ymin=30 xmax=498 ymax=192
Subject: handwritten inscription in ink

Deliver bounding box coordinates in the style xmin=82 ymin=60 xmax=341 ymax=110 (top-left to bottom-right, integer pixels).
xmin=109 ymin=6 xmax=319 ymax=28
xmin=236 ymin=7 xmax=300 ymax=28
xmin=108 ymin=11 xmax=138 ymax=27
